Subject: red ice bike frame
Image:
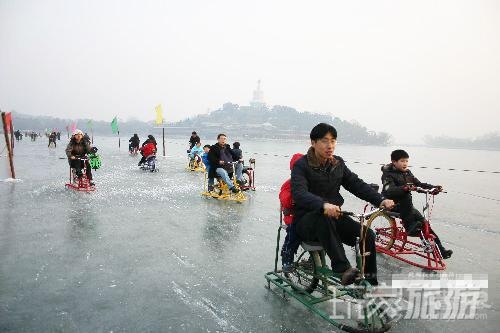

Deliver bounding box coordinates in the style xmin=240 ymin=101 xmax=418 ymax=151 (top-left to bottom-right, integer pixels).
xmin=239 ymin=158 xmax=256 ymax=191
xmin=365 ymin=187 xmax=446 ymax=270
xmin=65 ymin=157 xmax=95 ymax=192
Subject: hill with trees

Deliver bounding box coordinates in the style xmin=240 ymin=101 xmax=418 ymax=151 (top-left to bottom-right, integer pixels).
xmin=175 ymin=103 xmax=391 ymax=145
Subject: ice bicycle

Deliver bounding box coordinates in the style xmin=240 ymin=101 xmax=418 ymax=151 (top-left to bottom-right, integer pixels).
xmin=201 ymin=162 xmax=246 ymax=203
xmin=65 ymin=152 xmax=101 ymax=192
xmin=265 ymin=208 xmax=395 ymax=333
xmin=365 ymin=186 xmax=448 ymax=270
xmin=139 ymin=154 xmax=159 ymax=172
xmin=187 ymin=154 xmax=205 ymax=172
xmin=129 ymin=146 xmax=139 ymax=156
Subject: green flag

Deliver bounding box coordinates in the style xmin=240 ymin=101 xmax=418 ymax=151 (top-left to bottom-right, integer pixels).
xmin=87 ymin=119 xmax=93 ymax=129
xmin=110 ymin=116 xmax=119 ymax=134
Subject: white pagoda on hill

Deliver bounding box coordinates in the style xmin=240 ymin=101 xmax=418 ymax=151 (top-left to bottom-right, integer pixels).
xmin=249 ymin=80 xmax=266 ymax=108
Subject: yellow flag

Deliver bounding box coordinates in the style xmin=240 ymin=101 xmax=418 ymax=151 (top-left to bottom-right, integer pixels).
xmin=155 ymin=104 xmax=163 ymax=125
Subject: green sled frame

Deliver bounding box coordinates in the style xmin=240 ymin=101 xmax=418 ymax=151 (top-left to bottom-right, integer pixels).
xmin=264 ymin=210 xmax=393 ymax=333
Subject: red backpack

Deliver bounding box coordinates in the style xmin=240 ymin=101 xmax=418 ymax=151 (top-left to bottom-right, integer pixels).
xmin=279 ymin=153 xmax=303 ymax=225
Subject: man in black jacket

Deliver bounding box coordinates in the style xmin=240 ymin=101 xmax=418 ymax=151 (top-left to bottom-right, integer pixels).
xmin=207 ymin=133 xmax=243 ymax=193
xmin=189 ymin=131 xmax=201 ymax=150
xmin=291 ymin=123 xmax=394 ymax=286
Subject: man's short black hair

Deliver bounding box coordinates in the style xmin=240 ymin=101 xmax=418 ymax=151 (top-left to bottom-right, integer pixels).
xmin=203 ymin=144 xmax=210 ymax=149
xmin=391 ymin=149 xmax=409 ymax=161
xmin=232 ymin=142 xmax=240 ymax=149
xmin=217 ymin=133 xmax=226 ymax=139
xmin=192 ymin=131 xmax=197 ymax=135
xmin=310 ymin=123 xmax=337 ymax=141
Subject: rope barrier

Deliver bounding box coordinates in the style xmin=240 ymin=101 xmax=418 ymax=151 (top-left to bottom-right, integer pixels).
xmin=447 ymin=191 xmax=500 ymax=203
xmin=166 ymin=140 xmax=500 ymax=174
xmin=243 ymin=151 xmax=500 ymax=174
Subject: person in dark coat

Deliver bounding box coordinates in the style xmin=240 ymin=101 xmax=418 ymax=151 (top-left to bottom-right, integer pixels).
xmin=232 ymin=142 xmax=242 ymax=160
xmin=381 ymin=149 xmax=452 ymax=259
xmin=65 ymin=129 xmax=95 ymax=185
xmin=291 ymin=123 xmax=394 ymax=286
xmin=188 ymin=131 xmax=200 ymax=150
xmin=207 ymin=133 xmax=243 ymax=193
xmin=129 ymin=134 xmax=140 ymax=152
xmin=48 ymin=132 xmax=57 ymax=147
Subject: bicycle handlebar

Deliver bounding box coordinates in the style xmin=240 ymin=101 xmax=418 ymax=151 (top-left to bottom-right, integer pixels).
xmin=413 ymin=186 xmax=447 ymax=194
xmin=341 ymin=208 xmax=383 ymax=220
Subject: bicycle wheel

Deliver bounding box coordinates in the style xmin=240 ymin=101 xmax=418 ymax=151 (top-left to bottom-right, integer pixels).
xmin=366 ymin=211 xmax=397 ymax=250
xmin=285 ymin=250 xmax=321 ymax=294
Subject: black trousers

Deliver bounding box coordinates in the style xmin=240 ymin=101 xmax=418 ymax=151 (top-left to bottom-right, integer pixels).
xmin=395 ymin=195 xmax=446 ymax=251
xmin=295 ymin=211 xmax=377 ymax=280
xmin=69 ymin=159 xmax=92 ymax=180
xmin=397 ymin=194 xmax=424 ymax=229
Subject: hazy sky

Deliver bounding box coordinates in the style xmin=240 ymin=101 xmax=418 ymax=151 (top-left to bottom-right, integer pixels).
xmin=1 ymin=0 xmax=499 ymax=144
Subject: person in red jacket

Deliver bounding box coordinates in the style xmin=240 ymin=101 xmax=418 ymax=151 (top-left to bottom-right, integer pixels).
xmin=279 ymin=153 xmax=304 ymax=273
xmin=138 ymin=142 xmax=156 ymax=166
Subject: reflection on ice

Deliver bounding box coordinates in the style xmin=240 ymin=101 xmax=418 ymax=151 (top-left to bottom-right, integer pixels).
xmin=1 ymin=178 xmax=23 ymax=182
xmin=1 ymin=137 xmax=499 ymax=332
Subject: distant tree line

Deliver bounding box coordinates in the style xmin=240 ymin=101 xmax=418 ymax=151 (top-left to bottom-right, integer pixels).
xmin=7 ymin=104 xmax=392 ymax=146
xmin=8 ymin=111 xmax=154 ymax=136
xmin=424 ymin=133 xmax=500 ymax=151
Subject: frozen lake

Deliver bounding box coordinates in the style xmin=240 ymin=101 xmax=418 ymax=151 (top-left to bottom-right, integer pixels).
xmin=1 ymin=134 xmax=499 ymax=332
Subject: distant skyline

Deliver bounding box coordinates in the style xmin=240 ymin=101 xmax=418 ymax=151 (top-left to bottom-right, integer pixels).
xmin=1 ymin=0 xmax=499 ymax=144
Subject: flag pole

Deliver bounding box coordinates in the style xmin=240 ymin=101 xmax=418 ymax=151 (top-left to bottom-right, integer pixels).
xmin=88 ymin=120 xmax=94 ymax=144
xmin=118 ymin=130 xmax=120 ymax=149
xmin=10 ymin=118 xmax=14 ymax=152
xmin=162 ymin=127 xmax=165 ymax=157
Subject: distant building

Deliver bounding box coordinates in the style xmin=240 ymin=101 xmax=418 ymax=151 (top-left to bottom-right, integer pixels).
xmin=249 ymin=80 xmax=266 ymax=108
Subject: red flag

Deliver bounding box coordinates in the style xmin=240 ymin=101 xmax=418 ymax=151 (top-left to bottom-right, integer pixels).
xmin=5 ymin=112 xmax=12 ymax=133
xmin=71 ymin=122 xmax=76 ymax=133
